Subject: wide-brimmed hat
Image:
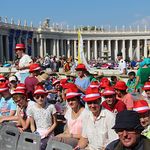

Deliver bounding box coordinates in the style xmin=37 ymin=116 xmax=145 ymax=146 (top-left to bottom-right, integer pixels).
xmin=143 ymin=82 xmax=150 ymax=91
xmin=33 ymin=85 xmax=47 ymax=95
xmin=16 ymin=83 xmax=26 ymax=90
xmin=65 ymin=87 xmax=81 ymax=100
xmin=112 ymin=110 xmax=144 ymax=131
xmin=83 ymin=87 xmax=101 ymax=102
xmin=133 ymin=100 xmax=150 ymax=113
xmin=75 ymin=64 xmax=87 ymax=71
xmin=37 ymin=73 xmax=49 ymax=82
xmin=45 ymin=68 xmax=58 ymax=76
xmin=102 ymin=87 xmax=116 ymax=96
xmin=0 ymin=74 xmax=5 ymax=81
xmin=29 ymin=63 xmax=41 ymax=72
xmin=0 ymin=82 xmax=9 ymax=93
xmin=15 ymin=43 xmax=26 ymax=50
xmin=65 ymin=72 xmax=76 ymax=78
xmin=114 ymin=81 xmax=127 ymax=91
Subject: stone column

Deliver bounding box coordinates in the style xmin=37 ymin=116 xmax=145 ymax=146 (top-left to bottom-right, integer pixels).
xmin=32 ymin=38 xmax=34 ymax=57
xmin=144 ymin=39 xmax=147 ymax=58
xmin=136 ymin=39 xmax=140 ymax=60
xmin=114 ymin=40 xmax=118 ymax=60
xmin=94 ymin=40 xmax=97 ymax=60
xmin=61 ymin=39 xmax=63 ymax=56
xmin=53 ymin=39 xmax=56 ymax=56
xmin=101 ymin=40 xmax=104 ymax=58
xmin=0 ymin=35 xmax=4 ymax=62
xmin=108 ymin=40 xmax=111 ymax=59
xmin=74 ymin=40 xmax=77 ymax=59
xmin=87 ymin=40 xmax=90 ymax=60
xmin=6 ymin=35 xmax=9 ymax=61
xmin=122 ymin=40 xmax=125 ymax=59
xmin=40 ymin=38 xmax=44 ymax=58
xmin=67 ymin=40 xmax=70 ymax=58
xmin=56 ymin=39 xmax=59 ymax=58
xmin=129 ymin=40 xmax=133 ymax=60
xmin=43 ymin=38 xmax=47 ymax=56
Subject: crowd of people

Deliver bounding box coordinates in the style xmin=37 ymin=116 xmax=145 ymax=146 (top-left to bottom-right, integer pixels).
xmin=0 ymin=43 xmax=150 ymax=150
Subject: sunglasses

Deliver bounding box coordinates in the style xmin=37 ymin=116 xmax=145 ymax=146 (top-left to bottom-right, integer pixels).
xmin=115 ymin=129 xmax=136 ymax=135
xmin=34 ymin=95 xmax=45 ymax=99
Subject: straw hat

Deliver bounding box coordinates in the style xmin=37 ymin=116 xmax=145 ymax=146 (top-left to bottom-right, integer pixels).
xmin=37 ymin=73 xmax=49 ymax=82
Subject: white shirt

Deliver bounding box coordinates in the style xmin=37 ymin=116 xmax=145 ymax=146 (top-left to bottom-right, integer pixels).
xmin=19 ymin=54 xmax=32 ymax=73
xmin=118 ymin=59 xmax=127 ymax=74
xmin=82 ymin=108 xmax=118 ymax=150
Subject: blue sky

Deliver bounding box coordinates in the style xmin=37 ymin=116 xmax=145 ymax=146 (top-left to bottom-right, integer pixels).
xmin=1 ymin=0 xmax=150 ymax=28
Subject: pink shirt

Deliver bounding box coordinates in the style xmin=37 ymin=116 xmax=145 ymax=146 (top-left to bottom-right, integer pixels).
xmin=65 ymin=108 xmax=89 ymax=135
xmin=121 ymin=93 xmax=134 ymax=109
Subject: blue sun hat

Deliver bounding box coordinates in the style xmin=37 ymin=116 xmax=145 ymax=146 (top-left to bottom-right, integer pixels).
xmin=140 ymin=58 xmax=150 ymax=67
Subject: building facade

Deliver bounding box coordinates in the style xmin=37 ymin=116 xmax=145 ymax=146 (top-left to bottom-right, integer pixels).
xmin=0 ymin=19 xmax=150 ymax=63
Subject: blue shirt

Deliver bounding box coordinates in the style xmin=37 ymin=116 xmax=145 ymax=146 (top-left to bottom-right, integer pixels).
xmin=0 ymin=97 xmax=17 ymax=116
xmin=75 ymin=77 xmax=90 ymax=90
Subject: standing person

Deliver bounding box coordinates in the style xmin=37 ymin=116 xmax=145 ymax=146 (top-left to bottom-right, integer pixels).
xmin=133 ymin=100 xmax=150 ymax=139
xmin=117 ymin=52 xmax=127 ymax=75
xmin=114 ymin=81 xmax=134 ymax=110
xmin=106 ymin=110 xmax=150 ymax=150
xmin=74 ymin=87 xmax=118 ymax=150
xmin=102 ymin=86 xmax=126 ymax=113
xmin=15 ymin=43 xmax=33 ymax=83
xmin=75 ymin=64 xmax=90 ymax=94
xmin=27 ymin=85 xmax=57 ymax=150
xmin=134 ymin=58 xmax=150 ymax=92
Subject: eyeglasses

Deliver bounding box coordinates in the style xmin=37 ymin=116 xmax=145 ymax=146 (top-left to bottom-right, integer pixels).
xmin=34 ymin=95 xmax=45 ymax=99
xmin=115 ymin=129 xmax=136 ymax=135
xmin=87 ymin=100 xmax=100 ymax=105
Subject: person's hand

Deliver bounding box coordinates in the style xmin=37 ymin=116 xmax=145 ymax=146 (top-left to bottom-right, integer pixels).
xmin=0 ymin=117 xmax=4 ymax=123
xmin=18 ymin=127 xmax=24 ymax=133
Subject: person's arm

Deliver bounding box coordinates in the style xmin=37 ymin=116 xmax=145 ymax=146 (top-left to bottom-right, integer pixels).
xmin=9 ymin=110 xmax=16 ymax=116
xmin=45 ymin=113 xmax=57 ymax=137
xmin=74 ymin=136 xmax=88 ymax=149
xmin=0 ymin=115 xmax=18 ymax=123
xmin=76 ymin=85 xmax=86 ymax=94
xmin=30 ymin=116 xmax=36 ymax=132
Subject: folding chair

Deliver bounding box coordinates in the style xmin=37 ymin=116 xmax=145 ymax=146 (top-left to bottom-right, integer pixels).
xmin=0 ymin=125 xmax=20 ymax=150
xmin=46 ymin=139 xmax=73 ymax=150
xmin=17 ymin=132 xmax=41 ymax=150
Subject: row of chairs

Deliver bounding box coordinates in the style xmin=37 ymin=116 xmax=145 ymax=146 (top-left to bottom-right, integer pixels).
xmin=0 ymin=125 xmax=72 ymax=150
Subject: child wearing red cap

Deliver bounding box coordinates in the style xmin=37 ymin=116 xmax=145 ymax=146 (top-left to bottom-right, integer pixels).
xmin=27 ymin=85 xmax=57 ymax=150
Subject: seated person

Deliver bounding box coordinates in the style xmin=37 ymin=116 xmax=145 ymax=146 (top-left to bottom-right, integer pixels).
xmin=27 ymin=85 xmax=57 ymax=150
xmin=106 ymin=110 xmax=150 ymax=150
xmin=52 ymin=84 xmax=88 ymax=148
xmin=133 ymin=100 xmax=150 ymax=139
xmin=102 ymin=86 xmax=126 ymax=113
xmin=0 ymin=82 xmax=17 ymax=117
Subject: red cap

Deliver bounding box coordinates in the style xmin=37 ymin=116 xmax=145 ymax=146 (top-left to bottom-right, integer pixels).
xmin=89 ymin=81 xmax=100 ymax=88
xmin=0 ymin=82 xmax=9 ymax=92
xmin=114 ymin=81 xmax=127 ymax=90
xmin=16 ymin=83 xmax=26 ymax=90
xmin=143 ymin=82 xmax=150 ymax=91
xmin=15 ymin=43 xmax=26 ymax=50
xmin=29 ymin=63 xmax=41 ymax=72
xmin=102 ymin=87 xmax=116 ymax=96
xmin=75 ymin=64 xmax=87 ymax=71
xmin=65 ymin=87 xmax=81 ymax=100
xmin=62 ymin=83 xmax=77 ymax=89
xmin=33 ymin=85 xmax=47 ymax=95
xmin=83 ymin=87 xmax=101 ymax=102
xmin=133 ymin=100 xmax=150 ymax=113
xmin=52 ymin=79 xmax=60 ymax=86
xmin=12 ymin=89 xmax=26 ymax=97
xmin=60 ymin=78 xmax=68 ymax=88
xmin=0 ymin=74 xmax=5 ymax=81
